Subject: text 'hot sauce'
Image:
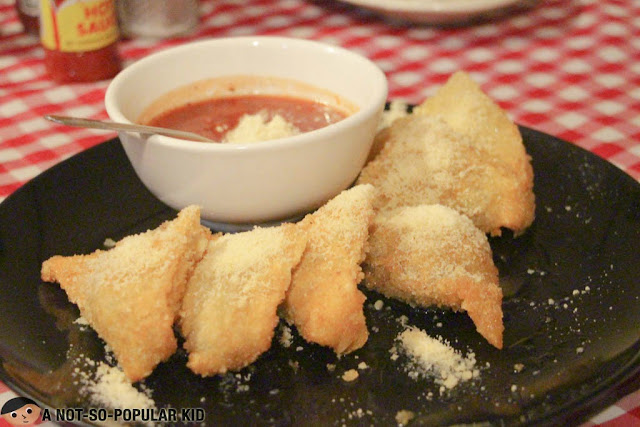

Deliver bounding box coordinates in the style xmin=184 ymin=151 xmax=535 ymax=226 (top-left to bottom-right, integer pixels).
xmin=40 ymin=0 xmax=121 ymax=83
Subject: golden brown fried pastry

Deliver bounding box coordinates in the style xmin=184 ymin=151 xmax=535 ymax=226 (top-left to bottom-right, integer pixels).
xmin=364 ymin=204 xmax=504 ymax=349
xmin=357 ymin=114 xmax=533 ymax=236
xmin=41 ymin=205 xmax=210 ymax=382
xmin=414 ymin=70 xmax=532 ymax=176
xmin=282 ymin=184 xmax=377 ymax=354
xmin=180 ymin=223 xmax=307 ymax=376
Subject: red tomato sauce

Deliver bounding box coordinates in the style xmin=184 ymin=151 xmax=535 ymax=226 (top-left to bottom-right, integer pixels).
xmin=145 ymin=95 xmax=349 ymax=142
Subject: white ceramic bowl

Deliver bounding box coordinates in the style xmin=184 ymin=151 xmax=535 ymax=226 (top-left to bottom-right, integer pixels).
xmin=105 ymin=36 xmax=387 ymax=228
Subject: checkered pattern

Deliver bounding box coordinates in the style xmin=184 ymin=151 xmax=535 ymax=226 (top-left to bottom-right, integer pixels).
xmin=0 ymin=0 xmax=638 ymax=424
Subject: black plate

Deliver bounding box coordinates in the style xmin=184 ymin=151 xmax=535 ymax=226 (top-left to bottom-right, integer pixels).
xmin=0 ymin=127 xmax=639 ymax=426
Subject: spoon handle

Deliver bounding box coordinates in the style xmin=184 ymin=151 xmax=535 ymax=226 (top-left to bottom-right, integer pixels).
xmin=44 ymin=115 xmax=214 ymax=143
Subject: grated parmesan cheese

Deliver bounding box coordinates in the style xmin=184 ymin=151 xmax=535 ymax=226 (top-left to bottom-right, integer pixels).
xmin=224 ymin=111 xmax=300 ymax=143
xmin=395 ymin=409 xmax=415 ymax=426
xmin=74 ymin=316 xmax=89 ymax=326
xmin=279 ymin=324 xmax=293 ymax=348
xmin=341 ymin=369 xmax=359 ymax=382
xmin=81 ymin=362 xmax=156 ymax=412
xmin=393 ymin=326 xmax=479 ymax=392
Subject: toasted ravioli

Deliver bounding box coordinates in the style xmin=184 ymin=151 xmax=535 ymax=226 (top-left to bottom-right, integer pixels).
xmin=364 ymin=204 xmax=504 ymax=349
xmin=414 ymin=71 xmax=532 ymax=175
xmin=414 ymin=71 xmax=535 ymax=233
xmin=283 ymin=184 xmax=377 ymax=354
xmin=180 ymin=223 xmax=307 ymax=376
xmin=358 ymin=114 xmax=534 ymax=235
xmin=41 ymin=205 xmax=210 ymax=382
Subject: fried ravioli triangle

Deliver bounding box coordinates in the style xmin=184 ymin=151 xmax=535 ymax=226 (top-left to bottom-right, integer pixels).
xmin=364 ymin=204 xmax=504 ymax=349
xmin=41 ymin=205 xmax=210 ymax=382
xmin=413 ymin=70 xmax=535 ymax=234
xmin=357 ymin=114 xmax=533 ymax=236
xmin=414 ymin=70 xmax=533 ymax=179
xmin=282 ymin=184 xmax=377 ymax=354
xmin=179 ymin=223 xmax=307 ymax=377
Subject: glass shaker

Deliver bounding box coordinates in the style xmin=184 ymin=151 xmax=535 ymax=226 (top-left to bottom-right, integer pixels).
xmin=117 ymin=0 xmax=199 ymax=39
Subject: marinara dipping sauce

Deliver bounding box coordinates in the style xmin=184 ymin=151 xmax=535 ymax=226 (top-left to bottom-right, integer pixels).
xmin=138 ymin=76 xmax=357 ymax=143
xmin=146 ymin=95 xmax=348 ymax=142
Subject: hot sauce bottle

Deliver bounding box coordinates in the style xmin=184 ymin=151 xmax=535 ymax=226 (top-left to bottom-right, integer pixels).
xmin=39 ymin=0 xmax=121 ymax=83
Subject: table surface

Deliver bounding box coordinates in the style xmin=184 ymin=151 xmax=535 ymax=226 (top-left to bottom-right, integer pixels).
xmin=0 ymin=0 xmax=638 ymax=425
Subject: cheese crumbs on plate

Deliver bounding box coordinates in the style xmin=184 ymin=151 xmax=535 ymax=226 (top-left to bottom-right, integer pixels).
xmin=342 ymin=369 xmax=359 ymax=382
xmin=394 ymin=326 xmax=479 ymax=392
xmin=395 ymin=409 xmax=415 ymax=426
xmin=84 ymin=363 xmax=156 ymax=411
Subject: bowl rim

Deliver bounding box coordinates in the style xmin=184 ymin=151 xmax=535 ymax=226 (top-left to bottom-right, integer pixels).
xmin=105 ymin=36 xmax=388 ymax=153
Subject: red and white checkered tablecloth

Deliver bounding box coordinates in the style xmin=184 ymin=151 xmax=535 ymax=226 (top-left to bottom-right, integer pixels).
xmin=1 ymin=0 xmax=639 ymax=425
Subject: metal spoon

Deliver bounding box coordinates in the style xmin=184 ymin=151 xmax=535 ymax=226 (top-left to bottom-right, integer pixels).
xmin=44 ymin=115 xmax=214 ymax=143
